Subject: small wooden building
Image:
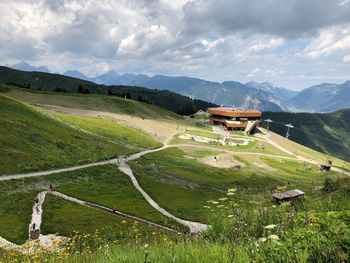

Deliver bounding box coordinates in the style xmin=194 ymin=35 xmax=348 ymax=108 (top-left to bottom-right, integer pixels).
xmin=272 ymin=189 xmax=305 ymax=203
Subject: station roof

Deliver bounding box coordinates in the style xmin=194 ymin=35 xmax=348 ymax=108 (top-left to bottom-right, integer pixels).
xmin=207 ymin=107 xmax=262 ymax=118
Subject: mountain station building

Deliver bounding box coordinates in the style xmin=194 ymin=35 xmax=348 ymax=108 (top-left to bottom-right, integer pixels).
xmin=207 ymin=107 xmax=262 ymax=133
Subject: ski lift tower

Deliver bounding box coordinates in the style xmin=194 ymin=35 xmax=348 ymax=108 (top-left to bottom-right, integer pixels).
xmin=285 ymin=123 xmax=294 ymax=139
xmin=265 ymin=118 xmax=273 ymax=130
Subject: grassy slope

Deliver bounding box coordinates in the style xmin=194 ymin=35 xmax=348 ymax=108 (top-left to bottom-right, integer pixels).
xmin=262 ymin=110 xmax=350 ymax=161
xmin=0 ymin=94 xmax=162 ymax=175
xmin=49 ymin=111 xmax=162 ymax=152
xmin=171 ymin=133 xmax=290 ymax=156
xmin=41 ymin=195 xmax=172 ymax=241
xmin=130 ymin=148 xmax=347 ymax=222
xmin=4 ymin=86 xmax=182 ymax=120
xmin=0 ymin=165 xmax=183 ymax=243
xmin=0 ymin=191 xmax=37 ymax=243
xmin=130 ymin=148 xmax=282 ymax=222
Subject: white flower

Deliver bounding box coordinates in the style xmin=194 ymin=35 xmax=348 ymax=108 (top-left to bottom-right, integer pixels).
xmin=227 ymin=192 xmax=235 ymax=196
xmin=203 ymin=205 xmax=210 ymax=209
xmin=264 ymin=224 xmax=277 ymax=230
xmin=217 ymin=205 xmax=224 ymax=208
xmin=212 ymin=201 xmax=219 ymax=204
xmin=227 ymin=214 xmax=234 ymax=218
xmin=219 ymin=198 xmax=228 ymax=201
xmin=268 ymin=234 xmax=279 ymax=241
xmin=258 ymin=237 xmax=267 ymax=243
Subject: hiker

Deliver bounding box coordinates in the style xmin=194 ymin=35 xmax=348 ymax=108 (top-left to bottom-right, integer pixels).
xmin=36 ymin=207 xmax=40 ymax=214
xmin=32 ymin=223 xmax=36 ymax=230
xmin=112 ymin=209 xmax=116 ymax=214
xmin=35 ymin=197 xmax=39 ymax=203
xmin=49 ymin=183 xmax=53 ymax=191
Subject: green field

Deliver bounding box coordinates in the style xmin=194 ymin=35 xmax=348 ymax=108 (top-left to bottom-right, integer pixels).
xmin=0 ymin=95 xmax=162 ymax=175
xmin=0 ymin=191 xmax=37 ymax=243
xmin=42 ymin=195 xmax=174 ymax=242
xmin=0 ymin=165 xmax=184 ymax=243
xmin=171 ymin=133 xmax=290 ymax=156
xmin=130 ymin=148 xmax=284 ymax=221
xmin=185 ymin=129 xmax=221 ymax=139
xmin=3 ymin=86 xmax=182 ymax=120
xmin=50 ymin=111 xmax=162 ymax=152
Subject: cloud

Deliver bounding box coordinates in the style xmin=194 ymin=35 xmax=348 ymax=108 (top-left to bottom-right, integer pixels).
xmin=343 ymin=55 xmax=350 ymax=62
xmin=298 ymin=25 xmax=350 ymax=58
xmin=182 ymin=0 xmax=350 ymax=39
xmin=1 ymin=0 xmax=350 ymax=89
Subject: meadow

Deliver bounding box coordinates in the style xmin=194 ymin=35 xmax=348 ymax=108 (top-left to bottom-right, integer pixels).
xmin=0 ymin=94 xmax=161 ymax=175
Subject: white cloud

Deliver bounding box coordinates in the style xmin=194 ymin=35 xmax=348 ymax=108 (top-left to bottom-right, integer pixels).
xmin=343 ymin=55 xmax=350 ymax=62
xmin=1 ymin=0 xmax=350 ymax=89
xmin=300 ymin=25 xmax=350 ymax=58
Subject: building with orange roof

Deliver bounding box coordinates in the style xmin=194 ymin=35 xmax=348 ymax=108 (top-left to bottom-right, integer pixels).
xmin=207 ymin=107 xmax=262 ymax=133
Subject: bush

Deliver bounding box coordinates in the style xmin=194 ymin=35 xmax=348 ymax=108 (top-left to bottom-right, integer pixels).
xmin=323 ymin=177 xmax=339 ymax=192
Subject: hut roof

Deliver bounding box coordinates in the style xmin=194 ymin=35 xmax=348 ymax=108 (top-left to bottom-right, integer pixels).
xmin=272 ymin=189 xmax=305 ymax=200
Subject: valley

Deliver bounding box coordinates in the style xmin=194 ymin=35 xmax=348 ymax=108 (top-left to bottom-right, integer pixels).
xmin=1 ymin=85 xmax=349 ymax=262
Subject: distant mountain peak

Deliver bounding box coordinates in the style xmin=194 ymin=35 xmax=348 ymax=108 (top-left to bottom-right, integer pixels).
xmin=11 ymin=61 xmax=49 ymax=73
xmin=63 ymin=70 xmax=90 ymax=81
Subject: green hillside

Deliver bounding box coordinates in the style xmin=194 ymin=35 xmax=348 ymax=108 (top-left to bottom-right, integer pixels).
xmin=0 ymin=94 xmax=161 ymax=174
xmin=261 ymin=110 xmax=350 ymax=161
xmin=0 ymin=66 xmax=217 ymax=115
xmin=2 ymin=85 xmax=182 ymax=120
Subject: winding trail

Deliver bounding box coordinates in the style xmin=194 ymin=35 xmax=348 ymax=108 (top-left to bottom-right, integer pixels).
xmin=29 ymin=191 xmax=47 ymax=237
xmin=118 ymin=160 xmax=207 ymax=233
xmin=1 ymin=128 xmax=349 ymax=238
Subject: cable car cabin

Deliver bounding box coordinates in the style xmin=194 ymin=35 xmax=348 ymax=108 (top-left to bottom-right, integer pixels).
xmin=272 ymin=189 xmax=305 ymax=203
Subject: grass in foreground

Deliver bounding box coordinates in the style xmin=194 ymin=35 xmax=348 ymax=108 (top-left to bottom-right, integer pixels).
xmin=41 ymin=195 xmax=174 ymax=241
xmin=3 ymin=183 xmax=350 ymax=263
xmin=0 ymin=165 xmax=184 ymax=243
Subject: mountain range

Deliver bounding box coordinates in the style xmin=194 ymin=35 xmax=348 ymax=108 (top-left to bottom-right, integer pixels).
xmin=9 ymin=61 xmax=350 ymax=113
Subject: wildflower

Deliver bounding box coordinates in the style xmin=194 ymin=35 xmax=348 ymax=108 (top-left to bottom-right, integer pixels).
xmin=217 ymin=205 xmax=224 ymax=208
xmin=268 ymin=234 xmax=279 ymax=241
xmin=219 ymin=197 xmax=228 ymax=201
xmin=227 ymin=188 xmax=237 ymax=196
xmin=144 ymin=244 xmax=149 ymax=249
xmin=121 ymin=220 xmax=127 ymax=224
xmin=203 ymin=205 xmax=211 ymax=209
xmin=264 ymin=224 xmax=277 ymax=230
xmin=212 ymin=201 xmax=219 ymax=204
xmin=258 ymin=237 xmax=267 ymax=243
xmin=227 ymin=214 xmax=234 ymax=218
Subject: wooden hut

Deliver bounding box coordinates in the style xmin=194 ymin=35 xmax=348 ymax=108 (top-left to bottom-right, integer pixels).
xmin=272 ymin=189 xmax=305 ymax=203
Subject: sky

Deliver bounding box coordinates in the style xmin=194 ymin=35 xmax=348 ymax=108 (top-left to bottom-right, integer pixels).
xmin=0 ymin=0 xmax=350 ymax=90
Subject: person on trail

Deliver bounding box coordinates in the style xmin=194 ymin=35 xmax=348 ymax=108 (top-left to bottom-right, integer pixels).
xmin=35 ymin=198 xmax=39 ymax=203
xmin=36 ymin=207 xmax=40 ymax=214
xmin=112 ymin=209 xmax=116 ymax=214
xmin=49 ymin=183 xmax=53 ymax=191
xmin=32 ymin=223 xmax=36 ymax=230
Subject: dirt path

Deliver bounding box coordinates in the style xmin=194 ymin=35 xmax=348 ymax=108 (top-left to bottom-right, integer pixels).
xmin=117 ymin=160 xmax=207 ymax=233
xmin=0 ymin=143 xmax=299 ymax=182
xmin=29 ymin=191 xmax=47 ymax=237
xmin=0 ymin=236 xmax=16 ymax=250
